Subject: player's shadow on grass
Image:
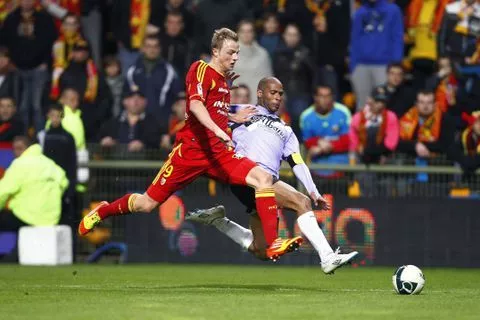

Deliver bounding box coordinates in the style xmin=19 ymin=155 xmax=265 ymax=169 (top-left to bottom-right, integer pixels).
xmin=128 ymin=284 xmax=330 ymax=293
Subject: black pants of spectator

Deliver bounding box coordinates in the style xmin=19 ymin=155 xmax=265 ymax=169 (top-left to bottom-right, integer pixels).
xmin=0 ymin=210 xmax=27 ymax=262
xmin=0 ymin=209 xmax=27 ymax=231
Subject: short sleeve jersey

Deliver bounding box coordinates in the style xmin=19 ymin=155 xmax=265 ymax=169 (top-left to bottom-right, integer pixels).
xmin=177 ymin=60 xmax=231 ymax=153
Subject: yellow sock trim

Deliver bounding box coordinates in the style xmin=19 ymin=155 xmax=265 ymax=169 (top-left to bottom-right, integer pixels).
xmin=128 ymin=194 xmax=138 ymax=212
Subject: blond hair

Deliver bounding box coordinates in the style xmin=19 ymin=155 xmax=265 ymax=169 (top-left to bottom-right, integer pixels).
xmin=211 ymin=28 xmax=238 ymax=51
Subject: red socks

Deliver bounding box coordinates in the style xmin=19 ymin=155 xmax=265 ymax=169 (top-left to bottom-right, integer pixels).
xmin=98 ymin=193 xmax=137 ymax=219
xmin=255 ymin=188 xmax=278 ymax=246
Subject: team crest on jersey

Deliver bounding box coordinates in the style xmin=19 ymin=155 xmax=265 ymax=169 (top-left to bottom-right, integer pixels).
xmin=161 ymin=177 xmax=167 ymax=185
xmin=232 ymin=153 xmax=244 ymax=160
xmin=332 ymin=125 xmax=339 ymax=132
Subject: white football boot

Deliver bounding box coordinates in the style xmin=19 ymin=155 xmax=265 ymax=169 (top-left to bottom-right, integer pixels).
xmin=321 ymin=248 xmax=359 ymax=274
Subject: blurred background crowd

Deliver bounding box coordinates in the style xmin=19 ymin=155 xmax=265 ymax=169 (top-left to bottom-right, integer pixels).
xmin=1 ymin=0 xmax=480 ymax=178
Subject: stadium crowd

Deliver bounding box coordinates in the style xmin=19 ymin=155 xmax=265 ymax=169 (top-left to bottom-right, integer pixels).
xmin=0 ymin=0 xmax=480 ymax=181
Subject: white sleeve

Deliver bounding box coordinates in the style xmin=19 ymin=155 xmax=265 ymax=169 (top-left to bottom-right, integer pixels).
xmin=293 ymin=163 xmax=321 ymax=199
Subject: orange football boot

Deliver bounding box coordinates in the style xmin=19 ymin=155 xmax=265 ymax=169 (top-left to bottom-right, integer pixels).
xmin=265 ymin=236 xmax=303 ymax=262
xmin=78 ymin=201 xmax=109 ymax=236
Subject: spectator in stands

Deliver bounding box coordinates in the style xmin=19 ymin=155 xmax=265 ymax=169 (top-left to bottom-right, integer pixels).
xmin=159 ymin=0 xmax=194 ymax=37
xmin=438 ymin=0 xmax=480 ymax=65
xmin=50 ymin=13 xmax=85 ymax=101
xmin=0 ymin=97 xmax=24 ymax=143
xmin=55 ymin=87 xmax=89 ymax=191
xmin=398 ymin=90 xmax=455 ymax=159
xmin=193 ymin=0 xmax=248 ymax=57
xmin=457 ymin=111 xmax=480 ymax=173
xmin=40 ymin=102 xmax=77 ymax=200
xmin=274 ymin=23 xmax=315 ymax=136
xmin=233 ymin=20 xmax=273 ymax=104
xmin=258 ymin=13 xmax=281 ymax=59
xmin=0 ymin=0 xmax=57 ymax=131
xmin=112 ymin=0 xmax=163 ymax=75
xmin=104 ymin=56 xmax=124 ymax=118
xmin=231 ymin=84 xmax=251 ymax=105
xmin=300 ymin=85 xmax=350 ymax=176
xmin=426 ymin=57 xmax=458 ymax=113
xmin=350 ymin=86 xmax=399 ymax=164
xmin=275 ymin=0 xmax=315 ymax=46
xmin=0 ymin=136 xmax=68 ymax=231
xmin=350 ymin=0 xmax=404 ymax=111
xmin=405 ymin=0 xmax=448 ymax=90
xmin=56 ymin=88 xmax=85 ymax=151
xmin=381 ymin=63 xmax=416 ymax=118
xmin=58 ymin=40 xmax=112 ymax=141
xmin=0 ymin=47 xmax=22 ymax=105
xmin=125 ymin=35 xmax=181 ymax=133
xmin=310 ymin=0 xmax=350 ymax=98
xmin=98 ymin=89 xmax=162 ymax=152
xmin=159 ymin=10 xmax=191 ymax=78
xmin=165 ymin=93 xmax=187 ymax=150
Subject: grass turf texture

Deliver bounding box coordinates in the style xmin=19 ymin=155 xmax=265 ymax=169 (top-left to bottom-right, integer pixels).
xmin=0 ymin=264 xmax=478 ymax=320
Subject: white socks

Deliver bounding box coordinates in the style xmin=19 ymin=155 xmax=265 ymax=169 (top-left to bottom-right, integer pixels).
xmin=297 ymin=211 xmax=334 ymax=261
xmin=212 ymin=218 xmax=253 ymax=250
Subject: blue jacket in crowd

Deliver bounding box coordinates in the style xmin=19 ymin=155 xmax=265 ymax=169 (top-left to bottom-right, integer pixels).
xmin=350 ymin=0 xmax=404 ymax=72
xmin=126 ymin=56 xmax=182 ymax=131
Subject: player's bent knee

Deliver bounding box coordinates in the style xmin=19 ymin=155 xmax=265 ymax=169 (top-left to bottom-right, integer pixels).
xmin=137 ymin=193 xmax=159 ymax=212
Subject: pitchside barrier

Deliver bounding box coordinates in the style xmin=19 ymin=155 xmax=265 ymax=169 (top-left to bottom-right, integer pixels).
xmin=76 ymin=155 xmax=480 ymax=268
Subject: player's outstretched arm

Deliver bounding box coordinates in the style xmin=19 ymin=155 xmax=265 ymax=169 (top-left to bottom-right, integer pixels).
xmin=190 ymin=100 xmax=232 ymax=146
xmin=283 ymin=133 xmax=329 ymax=210
xmin=228 ymin=105 xmax=257 ymax=123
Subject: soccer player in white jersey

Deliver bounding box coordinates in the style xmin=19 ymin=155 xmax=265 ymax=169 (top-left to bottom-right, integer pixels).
xmin=187 ymin=77 xmax=358 ymax=274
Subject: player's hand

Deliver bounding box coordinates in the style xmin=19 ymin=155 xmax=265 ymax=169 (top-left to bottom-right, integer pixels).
xmin=160 ymin=134 xmax=172 ymax=150
xmin=100 ymin=136 xmax=116 ymax=148
xmin=229 ymin=105 xmax=257 ymax=123
xmin=215 ymin=128 xmax=233 ymax=148
xmin=226 ymin=71 xmax=240 ymax=89
xmin=128 ymin=140 xmax=145 ymax=152
xmin=318 ymin=139 xmax=333 ymax=153
xmin=310 ymin=192 xmax=330 ymax=210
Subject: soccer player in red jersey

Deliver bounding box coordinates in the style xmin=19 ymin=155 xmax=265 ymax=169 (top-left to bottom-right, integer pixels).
xmin=78 ymin=28 xmax=302 ymax=260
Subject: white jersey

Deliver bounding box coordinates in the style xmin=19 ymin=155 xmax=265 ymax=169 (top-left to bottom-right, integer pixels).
xmin=230 ymin=104 xmax=299 ymax=178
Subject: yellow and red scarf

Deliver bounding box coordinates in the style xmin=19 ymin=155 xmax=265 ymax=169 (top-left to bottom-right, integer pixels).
xmin=406 ymin=0 xmax=450 ymax=34
xmin=0 ymin=0 xmax=17 ymax=24
xmin=461 ymin=111 xmax=480 ymax=155
xmin=400 ymin=106 xmax=443 ymax=142
xmin=357 ymin=108 xmax=388 ymax=151
xmin=461 ymin=126 xmax=480 ymax=155
xmin=130 ymin=0 xmax=150 ymax=49
xmin=436 ymin=73 xmax=457 ymax=112
xmin=50 ymin=35 xmax=98 ymax=102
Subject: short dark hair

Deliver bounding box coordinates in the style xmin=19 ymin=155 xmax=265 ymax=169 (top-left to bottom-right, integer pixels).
xmin=237 ymin=84 xmax=250 ymax=91
xmin=104 ymin=55 xmax=121 ymax=69
xmin=417 ymin=89 xmax=435 ymax=97
xmin=166 ymin=10 xmax=184 ymax=20
xmin=314 ymin=84 xmax=334 ymax=95
xmin=263 ymin=12 xmax=279 ymax=22
xmin=13 ymin=135 xmax=32 ymax=148
xmin=61 ymin=87 xmax=80 ymax=97
xmin=387 ymin=62 xmax=404 ymax=72
xmin=211 ymin=28 xmax=238 ymax=51
xmin=48 ymin=102 xmax=64 ymax=114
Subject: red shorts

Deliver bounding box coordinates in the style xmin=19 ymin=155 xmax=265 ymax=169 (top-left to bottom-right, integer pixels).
xmin=146 ymin=141 xmax=256 ymax=203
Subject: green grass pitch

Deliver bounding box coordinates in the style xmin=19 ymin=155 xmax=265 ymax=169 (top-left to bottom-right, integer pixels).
xmin=0 ymin=264 xmax=478 ymax=320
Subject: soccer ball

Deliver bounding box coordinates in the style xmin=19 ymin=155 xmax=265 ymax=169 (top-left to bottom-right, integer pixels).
xmin=392 ymin=265 xmax=425 ymax=295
